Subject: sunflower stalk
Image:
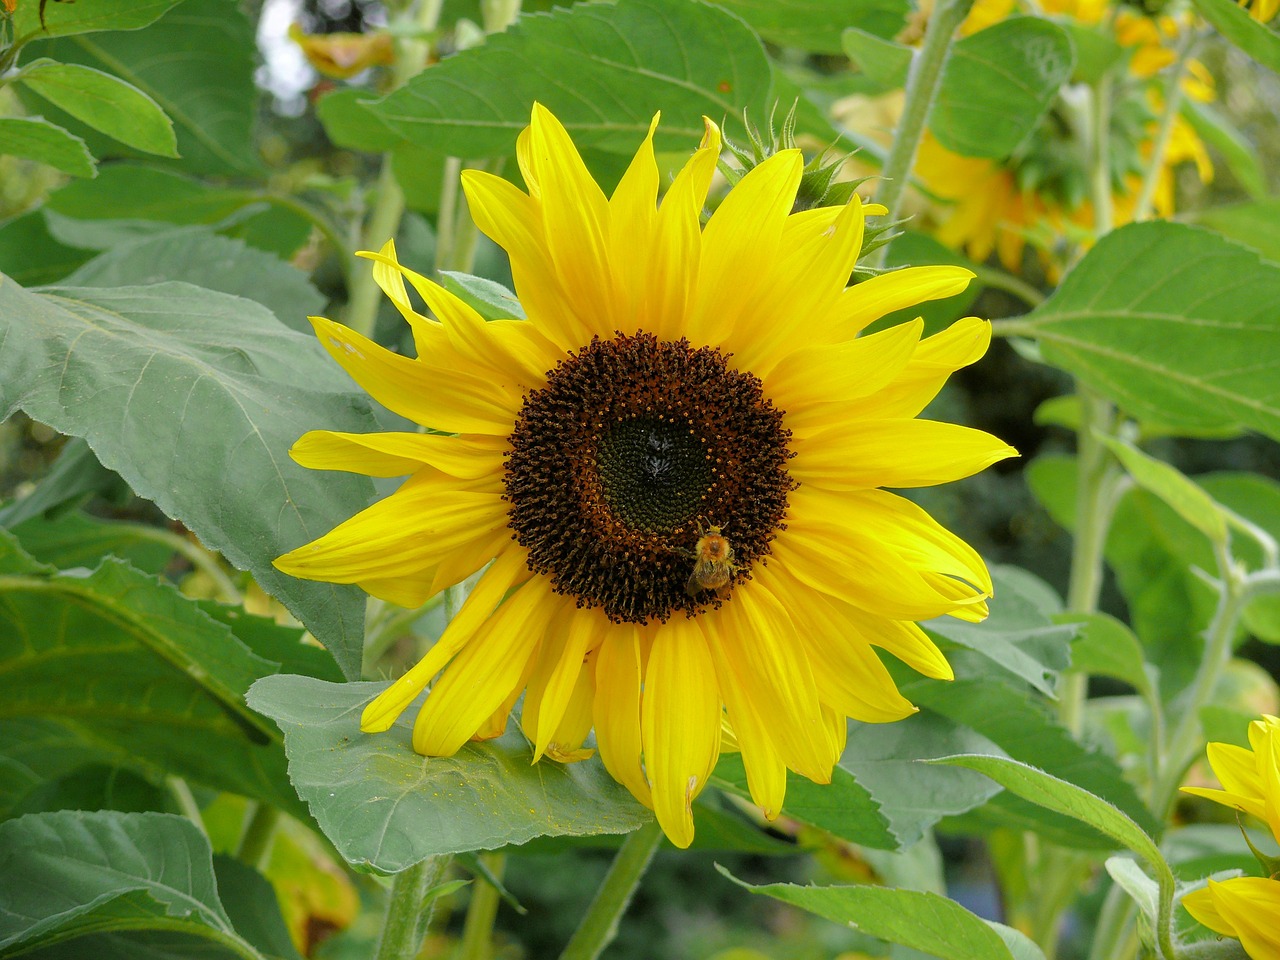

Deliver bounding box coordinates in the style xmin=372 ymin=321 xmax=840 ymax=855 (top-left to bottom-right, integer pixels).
xmin=458 ymin=853 xmax=505 ymax=960
xmin=869 ymin=0 xmax=974 ymax=268
xmin=374 ymin=855 xmax=452 ymax=960
xmin=558 ymin=821 xmax=663 ymax=960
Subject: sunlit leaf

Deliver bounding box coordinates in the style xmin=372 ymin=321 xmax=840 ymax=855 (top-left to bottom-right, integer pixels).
xmin=0 ymin=276 xmax=375 ymax=679
xmin=0 ymin=116 xmax=95 ymax=177
xmin=246 ymin=675 xmax=652 ymax=872
xmin=1191 ymin=0 xmax=1280 ymax=74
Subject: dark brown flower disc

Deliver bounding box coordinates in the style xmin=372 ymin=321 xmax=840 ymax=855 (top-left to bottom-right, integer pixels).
xmin=504 ymin=332 xmax=795 ymax=623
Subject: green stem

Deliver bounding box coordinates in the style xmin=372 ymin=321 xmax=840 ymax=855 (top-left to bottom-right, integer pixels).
xmin=970 ymin=264 xmax=1046 ymax=308
xmin=374 ymin=855 xmax=452 ymax=960
xmin=1089 ymin=74 xmax=1114 ymax=238
xmin=123 ymin=523 xmax=242 ymax=604
xmin=344 ymin=0 xmax=447 ymax=338
xmin=433 ymin=156 xmax=464 ymax=276
xmin=1131 ymin=31 xmax=1199 ymax=223
xmin=458 ymin=853 xmax=505 ymax=960
xmin=234 ymin=802 xmax=280 ymax=871
xmin=558 ymin=822 xmax=663 ymax=960
xmin=869 ymin=0 xmax=974 ymax=268
xmin=166 ymin=776 xmax=206 ymax=834
xmin=1150 ymin=544 xmax=1247 ymax=818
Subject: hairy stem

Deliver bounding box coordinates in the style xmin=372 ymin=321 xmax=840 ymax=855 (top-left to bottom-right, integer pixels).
xmin=458 ymin=853 xmax=506 ymax=960
xmin=233 ymin=802 xmax=280 ymax=871
xmin=869 ymin=0 xmax=974 ymax=267
xmin=373 ymin=855 xmax=452 ymax=960
xmin=558 ymin=822 xmax=663 ymax=960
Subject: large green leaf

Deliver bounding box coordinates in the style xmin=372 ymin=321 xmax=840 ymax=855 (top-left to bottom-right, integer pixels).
xmin=1191 ymin=198 xmax=1280 ymax=263
xmin=0 ymin=116 xmax=95 ymax=177
xmin=1191 ymin=0 xmax=1280 ymax=74
xmin=364 ymin=0 xmax=772 ymax=156
xmin=716 ymin=0 xmax=909 ymax=53
xmin=0 ymin=810 xmax=264 ymax=960
xmin=712 ymin=754 xmax=898 ymax=851
xmin=0 ymin=528 xmax=309 ymax=821
xmin=0 ymin=276 xmax=375 ymax=679
xmin=931 ymin=18 xmax=1074 ymax=159
xmin=64 ymin=226 xmax=326 ymax=332
xmin=721 ymin=868 xmax=1034 ymax=960
xmin=10 ymin=0 xmax=182 ymax=38
xmin=16 ymin=59 xmax=177 ymax=157
xmin=246 ymin=675 xmax=652 ymax=872
xmin=1181 ymin=101 xmax=1269 ymax=201
xmin=44 ymin=165 xmax=314 ymax=259
xmin=22 ymin=0 xmax=260 ymax=176
xmin=1013 ymin=222 xmax=1280 ymax=441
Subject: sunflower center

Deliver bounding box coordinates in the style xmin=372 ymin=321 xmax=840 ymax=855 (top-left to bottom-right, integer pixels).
xmin=504 ymin=332 xmax=795 ymax=624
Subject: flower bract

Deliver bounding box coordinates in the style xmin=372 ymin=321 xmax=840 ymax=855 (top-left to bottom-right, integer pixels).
xmin=275 ymin=104 xmax=1016 ymax=847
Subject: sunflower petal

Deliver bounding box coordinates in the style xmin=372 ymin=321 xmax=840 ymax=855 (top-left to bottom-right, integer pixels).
xmin=524 ymin=604 xmax=600 ymax=761
xmin=864 ymin=317 xmax=992 ymax=420
xmin=359 ymin=548 xmax=531 ymax=733
xmin=834 ymin=265 xmax=976 ymax=333
xmin=290 ymin=430 xmax=508 ymax=480
xmin=594 ymin=627 xmax=651 ymax=808
xmin=642 ymin=617 xmax=721 ymax=849
xmin=792 ymin=419 xmax=1018 ymax=489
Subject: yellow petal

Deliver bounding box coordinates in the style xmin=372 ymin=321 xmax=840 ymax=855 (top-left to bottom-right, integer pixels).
xmin=720 ymin=584 xmax=835 ymax=782
xmin=642 ymin=617 xmax=722 ymax=848
xmin=544 ymin=648 xmax=598 ymax=764
xmin=360 ymin=548 xmax=531 ymax=733
xmin=290 ymin=430 xmax=507 ymax=480
xmin=522 ymin=604 xmax=600 ymax=761
xmin=1192 ymin=877 xmax=1280 ymax=958
xmin=412 ymin=576 xmax=558 ymax=755
xmin=703 ymin=617 xmax=787 ymax=819
xmin=308 ymin=315 xmax=518 ymax=435
xmin=593 ymin=627 xmax=652 ymax=808
xmin=607 ymin=113 xmax=660 ymax=337
xmin=727 ymin=195 xmax=867 ymax=375
xmin=792 ymin=419 xmax=1017 ymax=490
xmin=862 ymin=317 xmax=992 ymax=420
xmin=767 ymin=319 xmax=922 ymax=436
xmin=527 ymin=103 xmax=615 ymax=340
xmin=834 ymin=265 xmax=976 ymax=334
xmin=274 ymin=479 xmax=506 ymax=582
xmin=686 ymin=149 xmax=803 ymax=346
xmin=643 ymin=117 xmax=721 ymax=342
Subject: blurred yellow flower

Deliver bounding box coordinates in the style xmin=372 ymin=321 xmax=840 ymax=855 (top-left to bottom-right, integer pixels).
xmin=288 ymin=24 xmax=395 ymax=80
xmin=1182 ymin=877 xmax=1280 ymax=959
xmin=276 ymin=105 xmax=1014 ymax=848
xmin=1239 ymin=0 xmax=1280 ymax=23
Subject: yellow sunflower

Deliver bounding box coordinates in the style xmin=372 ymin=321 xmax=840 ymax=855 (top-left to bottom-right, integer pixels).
xmin=275 ymin=104 xmax=1015 ymax=847
xmin=1182 ymin=714 xmax=1280 ymax=843
xmin=1182 ymin=878 xmax=1280 ymax=959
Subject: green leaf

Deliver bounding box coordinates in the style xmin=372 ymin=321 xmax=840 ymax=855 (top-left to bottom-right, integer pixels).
xmin=1098 ymin=436 xmax=1229 ymax=546
xmin=0 ymin=528 xmax=308 ymax=821
xmin=0 ymin=210 xmax=92 ymax=286
xmin=1181 ymin=100 xmax=1269 ymax=201
xmin=1106 ymin=855 xmax=1160 ymax=922
xmin=1017 ymin=221 xmax=1280 ymax=442
xmin=1058 ymin=612 xmax=1153 ymax=697
xmin=842 ymin=27 xmax=913 ymax=90
xmin=0 ymin=277 xmax=375 ymax=680
xmin=720 ymin=868 xmax=1024 ymax=960
xmin=0 ymin=810 xmax=262 ymax=960
xmin=365 ymin=0 xmax=772 ymax=156
xmin=211 ymin=856 xmax=303 ymax=960
xmin=16 ymin=59 xmax=177 ymax=157
xmin=316 ymin=87 xmax=403 ymax=152
xmin=0 ymin=116 xmax=95 ymax=177
xmin=931 ymin=18 xmax=1074 ymax=159
xmin=7 ymin=510 xmax=170 ymax=575
xmin=1191 ymin=198 xmax=1280 ymax=263
xmin=10 ymin=0 xmax=182 ymax=38
xmin=11 ymin=765 xmax=172 ymax=819
xmin=64 ymin=226 xmax=326 ymax=332
xmin=1058 ymin=21 xmax=1125 ymax=84
xmin=931 ymin=755 xmax=1172 ymax=885
xmin=717 ymin=0 xmax=909 ymax=53
xmin=0 ymin=436 xmax=125 ymax=529
xmin=925 ymin=565 xmax=1073 ymax=698
xmin=23 ymin=0 xmax=261 ymax=176
xmin=44 ymin=165 xmax=313 ymax=259
xmin=440 ymin=271 xmax=526 ymax=322
xmin=712 ymin=753 xmax=899 ymax=851
xmin=246 ymin=675 xmax=652 ymax=872
xmin=1191 ymin=0 xmax=1280 ymax=74
xmin=838 ymin=712 xmax=1004 ymax=846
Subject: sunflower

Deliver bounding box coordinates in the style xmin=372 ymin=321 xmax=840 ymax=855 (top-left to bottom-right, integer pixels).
xmin=1182 ymin=877 xmax=1280 ymax=959
xmin=275 ymin=104 xmax=1015 ymax=847
xmin=1183 ymin=715 xmax=1280 ymax=844
xmin=911 ymin=0 xmax=1213 ymax=274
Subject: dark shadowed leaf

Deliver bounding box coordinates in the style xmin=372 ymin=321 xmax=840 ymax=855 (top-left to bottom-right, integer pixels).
xmin=717 ymin=0 xmax=910 ymax=53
